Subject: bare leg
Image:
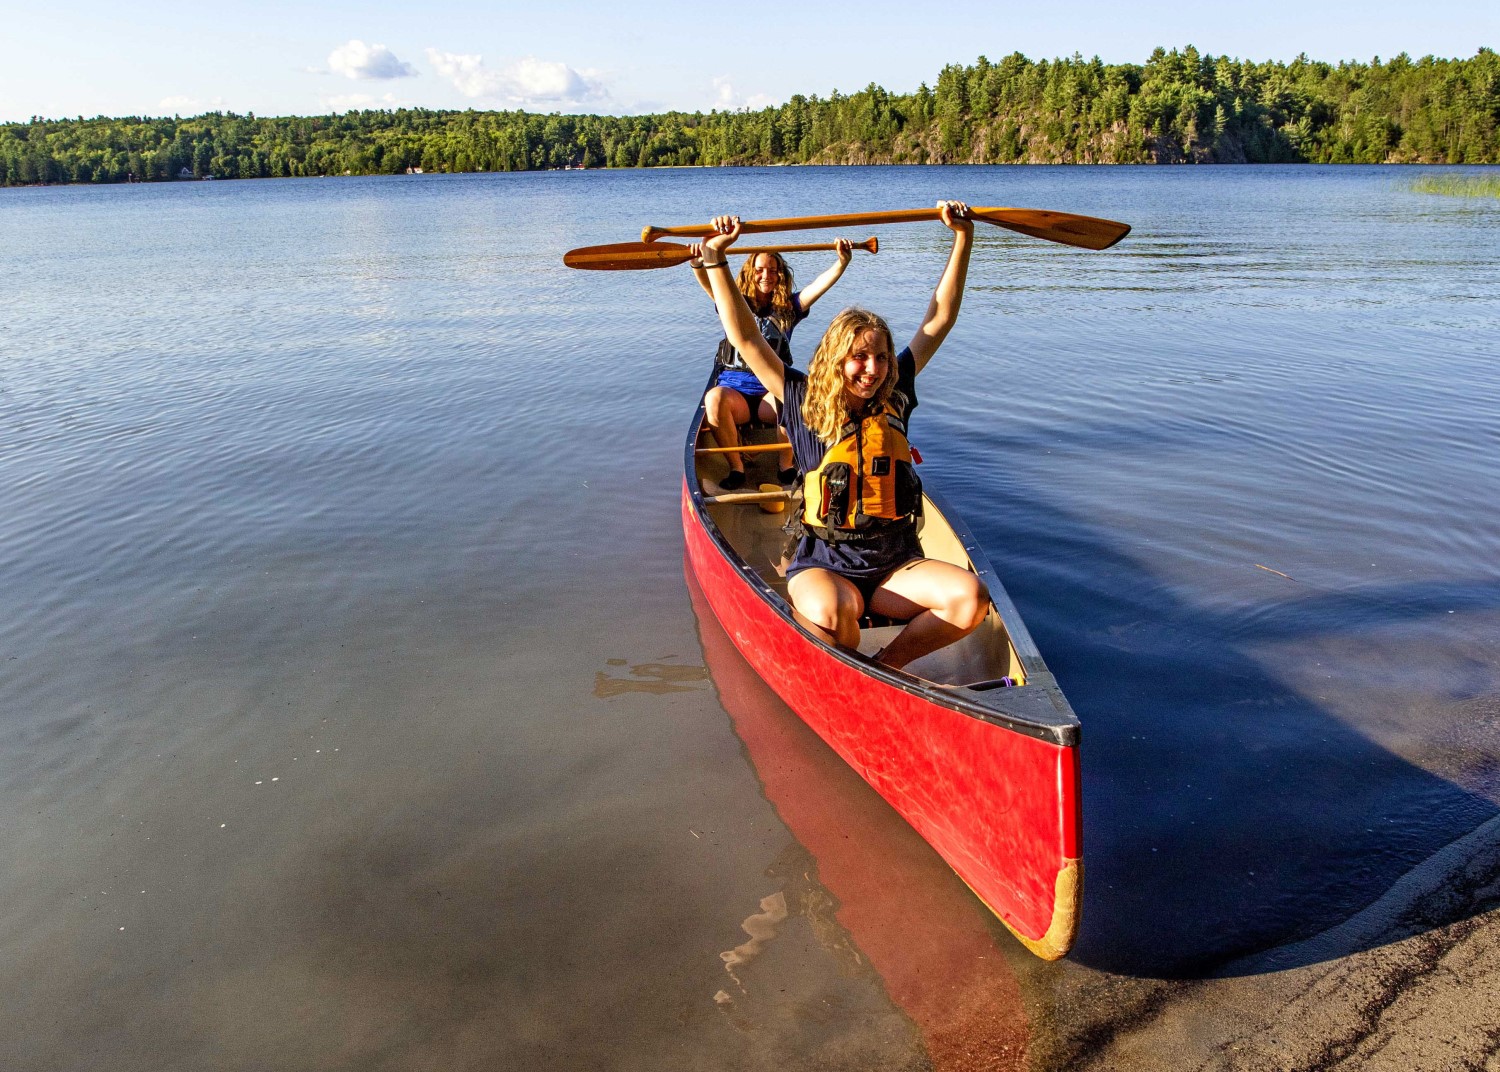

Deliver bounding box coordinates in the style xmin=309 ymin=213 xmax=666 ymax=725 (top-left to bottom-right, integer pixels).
xmin=756 ymin=396 xmax=794 ymax=474
xmin=867 ymin=558 xmax=990 ymax=670
xmin=787 ymin=568 xmax=865 ymax=650
xmin=705 ymin=387 xmax=753 ymax=474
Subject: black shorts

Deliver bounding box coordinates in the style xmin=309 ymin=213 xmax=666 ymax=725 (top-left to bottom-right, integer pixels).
xmin=737 ymin=391 xmax=779 ymax=423
xmin=739 ymin=391 xmax=767 ymax=418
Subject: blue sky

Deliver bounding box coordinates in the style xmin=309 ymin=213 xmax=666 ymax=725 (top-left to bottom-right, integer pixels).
xmin=2 ymin=0 xmax=1495 ymax=122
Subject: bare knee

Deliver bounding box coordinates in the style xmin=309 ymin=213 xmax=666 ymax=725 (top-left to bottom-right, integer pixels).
xmin=793 ymin=589 xmax=844 ymax=635
xmin=704 ymin=387 xmax=731 ymax=427
xmin=947 ymin=576 xmax=990 ymax=631
xmin=792 ymin=591 xmax=862 ymax=648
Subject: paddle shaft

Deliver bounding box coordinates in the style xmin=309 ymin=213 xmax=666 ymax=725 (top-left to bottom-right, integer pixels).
xmin=703 ymin=489 xmax=794 ymax=505
xmin=642 ymin=206 xmax=1131 ymax=251
xmin=728 ymin=238 xmax=876 ymax=257
xmin=563 ymin=236 xmax=876 ymax=271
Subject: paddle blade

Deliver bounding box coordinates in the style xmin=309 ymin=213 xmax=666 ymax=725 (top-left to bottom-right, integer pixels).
xmin=563 ymin=241 xmax=693 ymax=270
xmin=973 ymin=207 xmax=1131 ymax=250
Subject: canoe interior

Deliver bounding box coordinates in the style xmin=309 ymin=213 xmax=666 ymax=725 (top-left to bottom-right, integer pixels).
xmin=694 ymin=422 xmax=1026 ymax=689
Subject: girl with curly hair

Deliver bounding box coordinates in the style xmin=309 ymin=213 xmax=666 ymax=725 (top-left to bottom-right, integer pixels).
xmin=691 ymin=201 xmax=988 ymax=670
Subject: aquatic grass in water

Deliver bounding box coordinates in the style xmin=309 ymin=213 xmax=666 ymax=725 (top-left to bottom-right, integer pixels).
xmin=1409 ymin=173 xmax=1500 ymax=198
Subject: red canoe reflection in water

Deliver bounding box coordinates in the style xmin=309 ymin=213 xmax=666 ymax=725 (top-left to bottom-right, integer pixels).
xmin=687 ymin=561 xmax=1030 ymax=1071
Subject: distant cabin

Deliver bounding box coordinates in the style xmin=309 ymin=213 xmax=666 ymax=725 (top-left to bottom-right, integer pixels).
xmin=405 ymin=166 xmax=424 ymax=174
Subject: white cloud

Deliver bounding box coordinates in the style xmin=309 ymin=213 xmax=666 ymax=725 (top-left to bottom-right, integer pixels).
xmin=710 ymin=76 xmax=777 ymax=112
xmin=509 ymin=57 xmax=596 ymax=100
xmin=328 ymin=40 xmax=418 ymax=80
xmin=425 ymin=50 xmax=505 ymax=97
xmin=425 ymin=49 xmax=608 ymax=109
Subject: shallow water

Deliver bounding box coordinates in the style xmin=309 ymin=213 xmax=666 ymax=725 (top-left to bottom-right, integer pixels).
xmin=3 ymin=164 xmax=1499 ymax=1068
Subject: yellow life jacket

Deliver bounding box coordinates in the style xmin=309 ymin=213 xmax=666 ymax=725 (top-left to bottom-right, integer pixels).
xmin=800 ymin=406 xmax=922 ymax=542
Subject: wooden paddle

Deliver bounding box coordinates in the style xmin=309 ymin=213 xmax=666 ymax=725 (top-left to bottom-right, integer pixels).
xmin=703 ymin=488 xmax=794 ymax=505
xmin=564 ymin=236 xmax=878 ymax=271
xmin=641 ymin=206 xmax=1131 ymax=251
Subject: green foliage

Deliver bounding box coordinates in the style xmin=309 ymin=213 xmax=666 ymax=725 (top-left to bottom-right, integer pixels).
xmin=4 ymin=46 xmax=1497 ymax=185
xmin=1409 ymin=173 xmax=1500 ymax=197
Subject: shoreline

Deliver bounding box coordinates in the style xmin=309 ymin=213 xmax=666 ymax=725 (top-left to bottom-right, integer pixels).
xmin=4 ymin=159 xmax=1498 ymax=192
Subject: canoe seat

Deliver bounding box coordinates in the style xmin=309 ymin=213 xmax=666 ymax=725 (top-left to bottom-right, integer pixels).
xmin=858 ymin=611 xmax=909 ymax=629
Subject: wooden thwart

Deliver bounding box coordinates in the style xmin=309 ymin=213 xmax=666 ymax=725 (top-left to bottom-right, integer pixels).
xmin=695 ymin=442 xmax=792 ymax=455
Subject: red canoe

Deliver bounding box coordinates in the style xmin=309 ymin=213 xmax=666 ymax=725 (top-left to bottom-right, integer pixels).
xmin=686 ymin=565 xmax=1032 ymax=1066
xmin=682 ymin=413 xmax=1082 ymax=960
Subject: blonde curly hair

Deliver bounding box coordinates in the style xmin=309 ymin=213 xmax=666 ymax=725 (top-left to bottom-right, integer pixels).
xmin=801 ymin=308 xmax=897 ymax=444
xmin=736 ymin=251 xmax=797 ymax=332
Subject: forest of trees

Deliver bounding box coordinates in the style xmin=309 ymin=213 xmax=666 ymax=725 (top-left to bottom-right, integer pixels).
xmin=4 ymin=45 xmax=1497 ymax=186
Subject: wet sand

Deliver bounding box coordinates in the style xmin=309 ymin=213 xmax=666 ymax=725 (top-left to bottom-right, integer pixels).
xmin=1033 ymin=814 xmax=1500 ymax=1070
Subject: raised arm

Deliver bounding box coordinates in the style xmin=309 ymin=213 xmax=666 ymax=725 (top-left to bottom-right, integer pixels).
xmin=907 ymin=200 xmax=974 ymax=373
xmin=795 ymin=237 xmax=853 ymax=311
xmin=687 ymin=251 xmax=715 ymax=298
xmin=697 ymin=217 xmax=788 ymax=400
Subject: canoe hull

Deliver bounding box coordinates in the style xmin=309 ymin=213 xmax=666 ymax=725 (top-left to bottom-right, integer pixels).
xmin=685 ymin=563 xmax=1033 ymax=1060
xmin=682 ymin=476 xmax=1081 ymax=958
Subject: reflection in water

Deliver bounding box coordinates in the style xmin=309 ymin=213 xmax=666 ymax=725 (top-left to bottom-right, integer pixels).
xmin=718 ymin=890 xmax=790 ymax=994
xmin=593 ymin=658 xmax=711 ymax=697
xmin=687 ymin=563 xmax=1031 ymax=1071
xmin=716 ymin=843 xmax=872 ymax=1017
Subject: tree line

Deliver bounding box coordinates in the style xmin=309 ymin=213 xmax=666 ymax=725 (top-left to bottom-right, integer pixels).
xmin=4 ymin=45 xmax=1497 ymax=185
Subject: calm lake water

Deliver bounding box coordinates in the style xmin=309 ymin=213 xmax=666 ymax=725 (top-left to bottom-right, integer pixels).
xmin=3 ymin=164 xmax=1499 ymax=1070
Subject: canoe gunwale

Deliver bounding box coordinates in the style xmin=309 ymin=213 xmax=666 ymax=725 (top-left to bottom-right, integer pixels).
xmin=682 ymin=403 xmax=1080 ymax=748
